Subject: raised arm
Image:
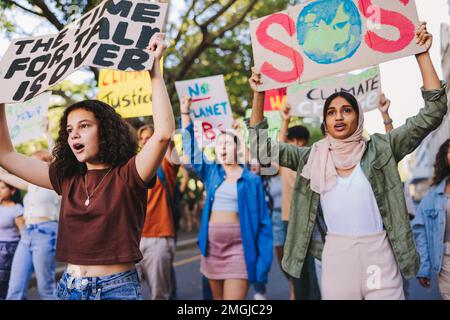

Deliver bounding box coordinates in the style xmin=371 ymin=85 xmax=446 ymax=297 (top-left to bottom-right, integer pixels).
xmin=246 ymin=69 xmax=310 ymax=172
xmin=378 ymin=94 xmax=394 ymax=133
xmin=279 ymin=104 xmax=292 ymax=143
xmin=180 ymin=96 xmax=213 ymax=180
xmin=389 ymin=23 xmax=448 ymax=162
xmin=0 ymin=104 xmax=53 ymax=190
xmin=0 ymin=168 xmax=28 ymax=191
xmin=136 ymin=33 xmax=175 ymax=183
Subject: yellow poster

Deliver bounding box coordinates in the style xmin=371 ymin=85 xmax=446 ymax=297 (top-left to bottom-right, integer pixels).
xmin=97 ymin=60 xmax=163 ymax=118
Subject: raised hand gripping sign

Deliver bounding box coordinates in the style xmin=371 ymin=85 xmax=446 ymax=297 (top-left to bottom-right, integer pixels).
xmin=175 ymin=75 xmax=233 ymax=146
xmin=250 ymin=0 xmax=425 ymax=91
xmin=0 ymin=0 xmax=168 ymax=103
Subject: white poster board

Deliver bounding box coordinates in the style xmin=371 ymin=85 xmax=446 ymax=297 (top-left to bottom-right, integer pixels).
xmin=0 ymin=0 xmax=168 ymax=103
xmin=288 ymin=66 xmax=381 ymax=117
xmin=175 ymin=75 xmax=233 ymax=146
xmin=250 ymin=0 xmax=424 ymax=91
xmin=6 ymin=92 xmax=51 ymax=145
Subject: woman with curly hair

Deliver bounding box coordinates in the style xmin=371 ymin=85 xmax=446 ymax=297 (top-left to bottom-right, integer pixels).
xmin=0 ymin=33 xmax=174 ymax=300
xmin=413 ymin=139 xmax=450 ymax=300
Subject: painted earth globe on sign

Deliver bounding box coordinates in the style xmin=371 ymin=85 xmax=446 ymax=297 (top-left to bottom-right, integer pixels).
xmin=297 ymin=0 xmax=363 ymax=64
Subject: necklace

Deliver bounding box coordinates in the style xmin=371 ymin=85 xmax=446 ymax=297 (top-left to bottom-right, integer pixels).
xmin=83 ymin=167 xmax=113 ymax=206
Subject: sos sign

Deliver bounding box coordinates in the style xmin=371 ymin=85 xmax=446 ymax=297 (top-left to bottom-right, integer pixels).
xmin=250 ymin=0 xmax=425 ymax=91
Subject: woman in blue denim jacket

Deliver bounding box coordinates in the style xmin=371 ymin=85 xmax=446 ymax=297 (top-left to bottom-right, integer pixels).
xmin=180 ymin=97 xmax=273 ymax=300
xmin=413 ymin=139 xmax=450 ymax=299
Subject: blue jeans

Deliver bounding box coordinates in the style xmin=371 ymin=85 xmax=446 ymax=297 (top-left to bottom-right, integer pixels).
xmin=56 ymin=269 xmax=142 ymax=300
xmin=0 ymin=241 xmax=18 ymax=300
xmin=7 ymin=221 xmax=57 ymax=300
xmin=272 ymin=210 xmax=286 ymax=247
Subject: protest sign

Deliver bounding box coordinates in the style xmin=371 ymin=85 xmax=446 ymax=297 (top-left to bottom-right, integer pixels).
xmin=6 ymin=92 xmax=51 ymax=145
xmin=288 ymin=65 xmax=381 ymax=117
xmin=175 ymin=75 xmax=233 ymax=145
xmin=97 ymin=59 xmax=163 ymax=118
xmin=250 ymin=0 xmax=425 ymax=91
xmin=0 ymin=0 xmax=168 ymax=103
xmin=264 ymin=88 xmax=287 ymax=112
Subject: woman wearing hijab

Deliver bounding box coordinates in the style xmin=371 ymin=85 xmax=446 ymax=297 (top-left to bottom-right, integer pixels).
xmin=247 ymin=23 xmax=448 ymax=299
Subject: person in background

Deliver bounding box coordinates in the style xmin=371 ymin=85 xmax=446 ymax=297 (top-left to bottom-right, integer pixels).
xmin=0 ymin=180 xmax=23 ymax=299
xmin=181 ymin=96 xmax=272 ymax=300
xmin=136 ymin=124 xmax=179 ymax=300
xmin=413 ymin=139 xmax=450 ymax=300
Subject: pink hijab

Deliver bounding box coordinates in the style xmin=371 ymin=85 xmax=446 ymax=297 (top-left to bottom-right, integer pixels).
xmin=300 ymin=103 xmax=367 ymax=194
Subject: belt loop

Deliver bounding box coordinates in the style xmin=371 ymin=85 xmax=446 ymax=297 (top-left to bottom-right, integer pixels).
xmin=67 ymin=275 xmax=75 ymax=290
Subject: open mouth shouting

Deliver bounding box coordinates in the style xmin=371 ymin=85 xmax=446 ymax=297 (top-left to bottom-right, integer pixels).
xmin=73 ymin=143 xmax=86 ymax=154
xmin=334 ymin=123 xmax=347 ymax=132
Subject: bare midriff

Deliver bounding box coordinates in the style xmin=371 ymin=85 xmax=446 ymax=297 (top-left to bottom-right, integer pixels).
xmin=67 ymin=263 xmax=135 ymax=278
xmin=210 ymin=211 xmax=239 ymax=224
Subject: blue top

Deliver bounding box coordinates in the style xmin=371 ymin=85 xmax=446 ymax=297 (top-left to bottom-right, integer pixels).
xmin=0 ymin=204 xmax=23 ymax=242
xmin=413 ymin=178 xmax=450 ymax=278
xmin=211 ymin=182 xmax=239 ymax=213
xmin=182 ymin=122 xmax=273 ymax=284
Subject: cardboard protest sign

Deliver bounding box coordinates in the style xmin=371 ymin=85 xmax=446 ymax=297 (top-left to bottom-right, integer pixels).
xmin=175 ymin=75 xmax=233 ymax=145
xmin=0 ymin=0 xmax=168 ymax=103
xmin=6 ymin=92 xmax=51 ymax=146
xmin=250 ymin=0 xmax=425 ymax=91
xmin=288 ymin=65 xmax=381 ymax=117
xmin=264 ymin=88 xmax=287 ymax=112
xmin=97 ymin=59 xmax=163 ymax=118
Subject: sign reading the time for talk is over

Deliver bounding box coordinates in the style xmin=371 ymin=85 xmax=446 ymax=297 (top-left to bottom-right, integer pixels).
xmin=0 ymin=0 xmax=168 ymax=103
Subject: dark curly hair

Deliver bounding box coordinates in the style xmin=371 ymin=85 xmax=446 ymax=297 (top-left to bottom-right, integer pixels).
xmin=431 ymin=138 xmax=450 ymax=187
xmin=52 ymin=100 xmax=138 ymax=178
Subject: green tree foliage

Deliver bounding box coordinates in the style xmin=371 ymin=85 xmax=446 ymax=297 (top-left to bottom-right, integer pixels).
xmin=0 ymin=0 xmax=297 ymax=117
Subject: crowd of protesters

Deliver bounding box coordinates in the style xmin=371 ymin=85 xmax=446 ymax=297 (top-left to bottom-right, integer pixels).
xmin=0 ymin=21 xmax=448 ymax=301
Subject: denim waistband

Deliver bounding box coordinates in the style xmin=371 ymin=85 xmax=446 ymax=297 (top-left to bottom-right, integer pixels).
xmin=25 ymin=221 xmax=58 ymax=230
xmin=61 ymin=269 xmax=139 ymax=291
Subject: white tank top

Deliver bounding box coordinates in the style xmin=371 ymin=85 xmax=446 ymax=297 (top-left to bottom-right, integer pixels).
xmin=320 ymin=164 xmax=384 ymax=236
xmin=23 ymin=184 xmax=61 ymax=220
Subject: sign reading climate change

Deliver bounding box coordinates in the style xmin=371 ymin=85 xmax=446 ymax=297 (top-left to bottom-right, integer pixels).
xmin=250 ymin=0 xmax=425 ymax=91
xmin=0 ymin=0 xmax=168 ymax=103
xmin=175 ymin=75 xmax=233 ymax=143
xmin=288 ymin=66 xmax=381 ymax=117
xmin=6 ymin=92 xmax=51 ymax=146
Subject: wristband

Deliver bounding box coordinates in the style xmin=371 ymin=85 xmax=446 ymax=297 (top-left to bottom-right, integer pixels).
xmin=384 ymin=119 xmax=393 ymax=125
xmin=181 ymin=112 xmax=190 ymax=115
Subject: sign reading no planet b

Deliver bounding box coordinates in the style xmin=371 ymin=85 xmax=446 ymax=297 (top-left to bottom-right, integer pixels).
xmin=6 ymin=92 xmax=51 ymax=146
xmin=250 ymin=0 xmax=425 ymax=91
xmin=0 ymin=0 xmax=168 ymax=103
xmin=175 ymin=75 xmax=233 ymax=144
xmin=288 ymin=65 xmax=381 ymax=117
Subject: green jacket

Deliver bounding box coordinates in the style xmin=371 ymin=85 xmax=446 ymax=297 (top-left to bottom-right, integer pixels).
xmin=247 ymin=82 xmax=448 ymax=280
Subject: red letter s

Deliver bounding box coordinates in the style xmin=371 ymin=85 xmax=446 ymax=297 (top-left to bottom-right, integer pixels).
xmin=256 ymin=13 xmax=304 ymax=83
xmin=359 ymin=0 xmax=415 ymax=54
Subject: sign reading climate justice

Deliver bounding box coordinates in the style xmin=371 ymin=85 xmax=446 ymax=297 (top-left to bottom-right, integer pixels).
xmin=175 ymin=75 xmax=233 ymax=143
xmin=0 ymin=0 xmax=168 ymax=103
xmin=6 ymin=92 xmax=51 ymax=146
xmin=97 ymin=60 xmax=163 ymax=118
xmin=250 ymin=0 xmax=425 ymax=91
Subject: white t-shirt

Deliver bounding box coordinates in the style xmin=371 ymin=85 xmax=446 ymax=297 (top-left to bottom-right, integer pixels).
xmin=320 ymin=164 xmax=384 ymax=236
xmin=23 ymin=183 xmax=61 ymax=220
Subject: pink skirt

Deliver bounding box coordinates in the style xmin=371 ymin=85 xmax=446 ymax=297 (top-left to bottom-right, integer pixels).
xmin=200 ymin=223 xmax=248 ymax=280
